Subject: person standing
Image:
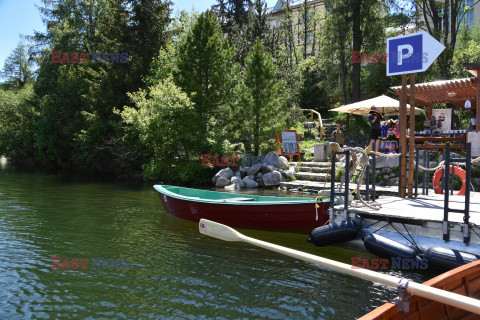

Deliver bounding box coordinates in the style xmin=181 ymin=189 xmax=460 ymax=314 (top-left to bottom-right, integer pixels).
xmin=368 ymin=107 xmax=382 ymax=152
xmin=331 ymin=124 xmax=344 ymax=147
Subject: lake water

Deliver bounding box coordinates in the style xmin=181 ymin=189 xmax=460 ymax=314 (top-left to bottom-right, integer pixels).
xmin=0 ymin=163 xmax=436 ymax=319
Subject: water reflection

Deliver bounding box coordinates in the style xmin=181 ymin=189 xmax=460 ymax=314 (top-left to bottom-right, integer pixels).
xmin=0 ymin=164 xmax=438 ymax=319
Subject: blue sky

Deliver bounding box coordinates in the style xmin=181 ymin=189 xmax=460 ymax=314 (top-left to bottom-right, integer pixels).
xmin=0 ymin=0 xmax=278 ymax=78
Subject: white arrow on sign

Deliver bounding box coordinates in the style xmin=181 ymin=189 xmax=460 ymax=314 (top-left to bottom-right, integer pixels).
xmin=387 ymin=31 xmax=445 ymax=76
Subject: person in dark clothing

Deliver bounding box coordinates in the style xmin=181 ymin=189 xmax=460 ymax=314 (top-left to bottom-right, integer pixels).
xmin=368 ymin=107 xmax=383 ymax=152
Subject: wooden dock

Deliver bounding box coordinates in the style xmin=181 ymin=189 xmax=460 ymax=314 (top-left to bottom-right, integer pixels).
xmin=330 ymin=192 xmax=480 ymax=249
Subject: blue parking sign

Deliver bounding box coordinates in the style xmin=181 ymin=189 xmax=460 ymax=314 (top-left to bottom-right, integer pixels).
xmin=387 ymin=31 xmax=445 ymax=76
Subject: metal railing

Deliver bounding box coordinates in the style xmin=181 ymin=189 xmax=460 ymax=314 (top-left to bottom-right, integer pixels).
xmin=301 ymin=109 xmax=324 ymax=140
xmin=442 ymin=142 xmax=472 ymax=243
xmin=329 ymin=150 xmax=350 ymax=221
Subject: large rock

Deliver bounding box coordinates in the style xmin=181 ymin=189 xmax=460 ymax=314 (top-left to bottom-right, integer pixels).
xmin=278 ymin=156 xmax=289 ymax=170
xmin=375 ymin=156 xmax=400 ymax=169
xmin=387 ymin=178 xmax=399 ymax=186
xmin=243 ymin=178 xmax=259 ymax=188
xmin=262 ymin=164 xmax=276 ymax=174
xmin=231 ymin=176 xmax=245 ymax=188
xmin=247 ymin=163 xmax=262 ymax=176
xmin=215 ymin=177 xmax=231 ymax=187
xmin=256 ymin=177 xmax=265 ymax=187
xmin=239 ymin=166 xmax=247 ymax=178
xmin=381 ymin=167 xmax=393 ymax=174
xmin=212 ymin=167 xmax=234 ymax=183
xmin=225 ymin=183 xmax=241 ymax=191
xmin=263 ymin=151 xmax=280 ymax=167
xmin=281 ymin=167 xmax=296 ymax=179
xmin=262 ymin=171 xmax=282 ymax=186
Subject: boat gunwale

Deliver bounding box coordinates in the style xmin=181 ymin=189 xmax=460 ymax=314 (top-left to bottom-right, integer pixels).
xmin=153 ymin=184 xmax=328 ymax=205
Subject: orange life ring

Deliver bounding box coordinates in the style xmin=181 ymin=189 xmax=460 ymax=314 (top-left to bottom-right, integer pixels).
xmin=432 ymin=166 xmax=466 ymax=196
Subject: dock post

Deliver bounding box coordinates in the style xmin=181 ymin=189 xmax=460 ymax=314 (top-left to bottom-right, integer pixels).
xmin=426 ymin=151 xmax=430 ymax=195
xmin=422 ymin=150 xmax=428 ymax=195
xmin=415 ymin=147 xmax=419 ymax=198
xmin=464 ymin=142 xmax=471 ymax=244
xmin=372 ymin=145 xmax=376 ymax=201
xmin=398 ymin=146 xmax=402 ymax=197
xmin=365 ymin=165 xmax=370 ymax=201
xmin=344 ymin=150 xmax=350 ymax=219
xmin=329 ymin=151 xmax=336 ymax=221
xmin=443 ymin=143 xmax=451 ymax=241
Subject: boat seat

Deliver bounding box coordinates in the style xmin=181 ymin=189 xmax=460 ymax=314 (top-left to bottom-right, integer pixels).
xmin=223 ymin=197 xmax=255 ymax=202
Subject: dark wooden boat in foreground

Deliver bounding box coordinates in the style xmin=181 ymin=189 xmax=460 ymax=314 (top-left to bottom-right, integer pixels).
xmin=154 ymin=184 xmax=330 ymax=231
xmin=360 ymin=260 xmax=480 ymax=320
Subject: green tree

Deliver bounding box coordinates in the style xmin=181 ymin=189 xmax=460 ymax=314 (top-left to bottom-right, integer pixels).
xmin=1 ymin=42 xmax=34 ymax=89
xmin=234 ymin=40 xmax=288 ymax=155
xmin=174 ymin=10 xmax=234 ymax=154
xmin=119 ymin=78 xmax=211 ymax=183
xmin=0 ymin=84 xmax=37 ymax=159
xmin=296 ymin=57 xmax=329 ymax=112
xmin=31 ymin=0 xmax=171 ymax=172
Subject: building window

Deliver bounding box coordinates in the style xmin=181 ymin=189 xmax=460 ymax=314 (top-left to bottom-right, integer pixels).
xmin=458 ymin=0 xmax=474 ymax=29
xmin=270 ymin=19 xmax=278 ymax=29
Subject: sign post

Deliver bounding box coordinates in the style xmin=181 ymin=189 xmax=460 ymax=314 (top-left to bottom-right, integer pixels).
xmin=387 ymin=31 xmax=444 ymax=198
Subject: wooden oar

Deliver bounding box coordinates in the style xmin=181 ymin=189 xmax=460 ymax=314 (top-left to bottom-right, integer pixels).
xmin=199 ymin=218 xmax=480 ymax=315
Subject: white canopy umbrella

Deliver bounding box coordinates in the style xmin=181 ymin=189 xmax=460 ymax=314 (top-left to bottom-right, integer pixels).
xmin=330 ymin=95 xmax=423 ymax=117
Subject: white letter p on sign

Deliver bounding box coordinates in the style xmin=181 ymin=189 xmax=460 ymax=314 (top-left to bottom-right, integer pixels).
xmin=397 ymin=44 xmax=413 ymax=65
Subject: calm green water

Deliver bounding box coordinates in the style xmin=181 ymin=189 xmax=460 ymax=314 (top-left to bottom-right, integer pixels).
xmin=0 ymin=163 xmax=432 ymax=319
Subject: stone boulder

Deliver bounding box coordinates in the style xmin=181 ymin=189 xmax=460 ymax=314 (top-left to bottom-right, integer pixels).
xmin=247 ymin=163 xmax=262 ymax=176
xmin=262 ymin=164 xmax=275 ymax=174
xmin=215 ymin=177 xmax=231 ymax=187
xmin=231 ymin=176 xmax=245 ymax=188
xmin=281 ymin=167 xmax=296 ymax=180
xmin=375 ymin=156 xmax=399 ymax=169
xmin=387 ymin=178 xmax=399 ymax=186
xmin=278 ymin=156 xmax=289 ymax=170
xmin=381 ymin=167 xmax=393 ymax=174
xmin=212 ymin=167 xmax=234 ymax=183
xmin=243 ymin=178 xmax=259 ymax=188
xmin=256 ymin=177 xmax=265 ymax=187
xmin=225 ymin=183 xmax=241 ymax=191
xmin=263 ymin=151 xmax=280 ymax=167
xmin=262 ymin=171 xmax=282 ymax=186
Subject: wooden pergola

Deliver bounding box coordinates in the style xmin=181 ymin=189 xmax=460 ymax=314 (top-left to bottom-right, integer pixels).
xmin=391 ymin=64 xmax=480 ymax=133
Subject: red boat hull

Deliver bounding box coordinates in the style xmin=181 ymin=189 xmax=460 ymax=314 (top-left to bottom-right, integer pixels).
xmin=157 ymin=191 xmax=330 ymax=232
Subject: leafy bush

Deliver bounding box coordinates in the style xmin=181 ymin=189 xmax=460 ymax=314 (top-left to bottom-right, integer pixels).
xmin=119 ymin=78 xmax=213 ymax=184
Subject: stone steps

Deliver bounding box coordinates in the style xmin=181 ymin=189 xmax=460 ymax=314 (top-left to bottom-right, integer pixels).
xmin=291 ymin=161 xmax=330 ymax=168
xmin=294 ymin=172 xmax=331 ymax=182
xmin=298 ymin=166 xmax=330 ymax=173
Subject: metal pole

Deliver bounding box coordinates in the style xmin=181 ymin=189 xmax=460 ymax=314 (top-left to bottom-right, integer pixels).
xmin=464 ymin=142 xmax=471 ymax=243
xmin=330 ymin=151 xmax=336 ymax=210
xmin=365 ymin=165 xmax=370 ymax=201
xmin=372 ymin=145 xmax=376 ymax=200
xmin=426 ymin=151 xmax=430 ymax=196
xmin=415 ymin=147 xmax=419 ymax=198
xmin=408 ymin=73 xmax=416 ymax=198
xmin=398 ymin=146 xmax=402 ymax=197
xmin=443 ymin=143 xmax=451 ymax=241
xmin=344 ymin=151 xmax=350 ymax=213
xmin=422 ymin=149 xmax=427 ymax=195
xmin=399 ymin=74 xmax=408 ymax=198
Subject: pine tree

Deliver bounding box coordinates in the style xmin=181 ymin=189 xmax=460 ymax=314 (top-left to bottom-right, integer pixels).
xmin=1 ymin=42 xmax=34 ymax=89
xmin=234 ymin=40 xmax=288 ymax=156
xmin=174 ymin=10 xmax=234 ymax=153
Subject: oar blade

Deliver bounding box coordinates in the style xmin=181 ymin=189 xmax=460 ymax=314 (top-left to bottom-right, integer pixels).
xmin=199 ymin=219 xmax=244 ymax=242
